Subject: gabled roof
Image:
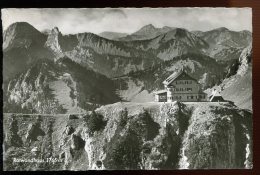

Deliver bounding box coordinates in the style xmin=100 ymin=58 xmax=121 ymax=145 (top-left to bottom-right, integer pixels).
xmin=209 ymin=89 xmax=222 ymax=97
xmin=163 ymin=70 xmax=197 ymax=86
xmin=209 ymin=89 xmax=224 ymax=101
xmin=153 ymin=89 xmax=167 ymax=95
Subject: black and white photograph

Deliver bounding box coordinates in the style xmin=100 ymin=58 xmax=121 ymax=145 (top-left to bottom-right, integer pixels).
xmin=2 ymin=8 xmax=252 ymax=170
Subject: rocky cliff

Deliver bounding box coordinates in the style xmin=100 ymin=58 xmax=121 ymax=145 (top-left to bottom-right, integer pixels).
xmin=209 ymin=45 xmax=252 ymax=111
xmin=3 ymin=102 xmax=252 ymax=170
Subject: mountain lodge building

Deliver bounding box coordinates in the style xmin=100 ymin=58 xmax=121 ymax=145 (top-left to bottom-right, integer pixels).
xmin=154 ymin=70 xmax=207 ymax=102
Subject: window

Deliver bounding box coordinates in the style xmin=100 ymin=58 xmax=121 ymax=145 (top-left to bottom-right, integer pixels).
xmin=187 ymin=96 xmax=189 ymax=99
xmin=179 ymin=96 xmax=182 ymax=99
xmin=191 ymin=96 xmax=193 ymax=99
xmin=187 ymin=88 xmax=192 ymax=91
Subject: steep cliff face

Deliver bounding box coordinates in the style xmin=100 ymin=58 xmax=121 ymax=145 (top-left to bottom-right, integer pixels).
xmin=212 ymin=45 xmax=252 ymax=111
xmin=44 ymin=27 xmax=64 ymax=58
xmin=3 ymin=102 xmax=252 ymax=170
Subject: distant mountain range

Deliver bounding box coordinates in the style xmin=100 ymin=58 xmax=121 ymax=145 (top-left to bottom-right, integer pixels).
xmin=3 ymin=22 xmax=252 ymax=113
xmin=98 ymin=31 xmax=128 ymax=40
xmin=117 ymin=24 xmax=176 ymax=41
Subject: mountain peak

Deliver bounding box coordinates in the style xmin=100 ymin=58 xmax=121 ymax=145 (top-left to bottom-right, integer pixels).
xmin=143 ymin=24 xmax=156 ymax=29
xmin=216 ymin=27 xmax=229 ymax=31
xmin=52 ymin=27 xmax=61 ymax=34
xmin=8 ymin=22 xmax=34 ymax=28
xmin=136 ymin=24 xmax=157 ymax=33
xmin=3 ymin=22 xmax=44 ymax=51
xmin=5 ymin=22 xmax=39 ymax=34
xmin=162 ymin=26 xmax=172 ymax=30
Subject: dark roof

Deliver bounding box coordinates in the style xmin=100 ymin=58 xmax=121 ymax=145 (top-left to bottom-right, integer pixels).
xmin=153 ymin=89 xmax=167 ymax=94
xmin=163 ymin=70 xmax=197 ymax=86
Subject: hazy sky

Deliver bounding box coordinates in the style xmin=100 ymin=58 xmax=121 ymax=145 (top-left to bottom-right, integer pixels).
xmin=2 ymin=8 xmax=252 ymax=35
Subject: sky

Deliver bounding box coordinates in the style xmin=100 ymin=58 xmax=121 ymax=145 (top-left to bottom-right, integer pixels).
xmin=1 ymin=8 xmax=252 ymax=35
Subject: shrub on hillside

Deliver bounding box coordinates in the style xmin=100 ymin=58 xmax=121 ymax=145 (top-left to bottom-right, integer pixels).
xmin=104 ymin=128 xmax=142 ymax=170
xmin=119 ymin=108 xmax=128 ymax=127
xmin=130 ymin=110 xmax=160 ymax=141
xmin=85 ymin=111 xmax=106 ymax=134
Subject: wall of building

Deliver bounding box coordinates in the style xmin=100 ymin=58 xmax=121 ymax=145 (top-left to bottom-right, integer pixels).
xmin=168 ymin=79 xmax=201 ymax=94
xmin=155 ymin=93 xmax=167 ymax=102
xmin=167 ymin=93 xmax=207 ymax=102
xmin=167 ymin=80 xmax=207 ymax=102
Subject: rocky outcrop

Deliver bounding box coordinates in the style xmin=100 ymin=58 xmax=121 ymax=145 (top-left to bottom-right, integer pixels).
xmin=217 ymin=45 xmax=252 ymax=110
xmin=237 ymin=44 xmax=252 ymax=76
xmin=3 ymin=102 xmax=252 ymax=170
xmin=44 ymin=27 xmax=64 ymax=58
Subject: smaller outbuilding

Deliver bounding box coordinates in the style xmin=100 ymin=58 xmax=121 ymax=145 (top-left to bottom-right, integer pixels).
xmin=209 ymin=89 xmax=225 ymax=102
xmin=154 ymin=89 xmax=167 ymax=102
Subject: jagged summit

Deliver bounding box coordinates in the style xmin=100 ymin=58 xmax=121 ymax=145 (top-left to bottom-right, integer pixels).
xmin=52 ymin=26 xmax=61 ymax=34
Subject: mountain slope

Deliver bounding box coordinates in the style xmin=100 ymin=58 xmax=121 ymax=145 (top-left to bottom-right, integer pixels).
xmin=219 ymin=45 xmax=252 ymax=110
xmin=115 ymin=53 xmax=227 ymax=102
xmin=45 ymin=29 xmax=160 ymax=78
xmin=193 ymin=28 xmax=252 ymax=61
xmin=122 ymin=28 xmax=209 ymax=61
xmin=3 ymin=22 xmax=252 ymax=113
xmin=3 ymin=22 xmax=161 ymax=81
xmin=3 ymin=58 xmax=120 ymax=114
xmin=3 ymin=22 xmax=54 ymax=81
